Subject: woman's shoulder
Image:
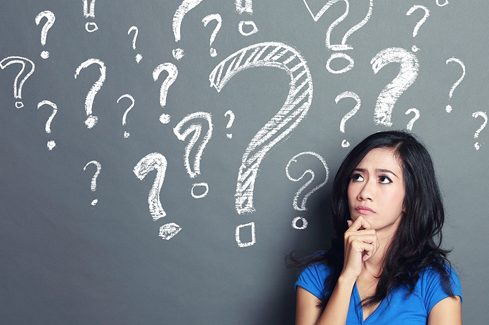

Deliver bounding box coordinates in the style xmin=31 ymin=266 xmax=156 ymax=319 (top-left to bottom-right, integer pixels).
xmin=416 ymin=262 xmax=462 ymax=304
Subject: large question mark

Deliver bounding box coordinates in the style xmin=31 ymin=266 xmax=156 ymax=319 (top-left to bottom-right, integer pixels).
xmin=152 ymin=63 xmax=178 ymax=124
xmin=445 ymin=57 xmax=465 ymax=113
xmin=224 ymin=110 xmax=235 ymax=139
xmin=405 ymin=108 xmax=420 ymax=131
xmin=173 ymin=112 xmax=213 ymax=199
xmin=37 ymin=100 xmax=58 ymax=150
xmin=83 ymin=160 xmax=101 ymax=206
xmin=406 ymin=5 xmax=430 ymax=52
xmin=0 ymin=56 xmax=35 ymax=109
xmin=74 ymin=58 xmax=106 ymax=129
xmin=172 ymin=0 xmax=204 ymax=60
xmin=128 ymin=26 xmax=142 ymax=63
xmin=371 ymin=47 xmax=419 ymax=127
xmin=133 ymin=152 xmax=182 ymax=240
xmin=202 ymin=14 xmax=222 ymax=58
xmin=472 ymin=111 xmax=488 ymax=150
xmin=285 ymin=151 xmax=329 ymax=230
xmin=117 ymin=94 xmax=135 ymax=138
xmin=335 ymin=91 xmax=361 ymax=148
xmin=83 ymin=0 xmax=98 ymax=32
xmin=35 ymin=11 xmax=55 ymax=59
xmin=235 ymin=0 xmax=258 ymax=36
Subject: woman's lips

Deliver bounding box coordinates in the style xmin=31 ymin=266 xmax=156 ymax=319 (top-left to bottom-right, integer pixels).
xmin=355 ymin=206 xmax=375 ymax=215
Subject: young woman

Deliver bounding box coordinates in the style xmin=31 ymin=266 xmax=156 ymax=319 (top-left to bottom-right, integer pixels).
xmin=294 ymin=131 xmax=462 ymax=325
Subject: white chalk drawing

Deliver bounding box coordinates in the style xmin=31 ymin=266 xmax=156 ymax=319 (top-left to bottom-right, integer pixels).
xmin=128 ymin=26 xmax=142 ymax=63
xmin=35 ymin=11 xmax=55 ymax=59
xmin=326 ymin=52 xmax=354 ymax=75
xmin=405 ymin=108 xmax=420 ymax=131
xmin=191 ymin=182 xmax=209 ymax=199
xmin=172 ymin=0 xmax=204 ymax=60
xmin=202 ymin=14 xmax=222 ymax=57
xmin=436 ymin=0 xmax=449 ymax=7
xmin=406 ymin=5 xmax=430 ymax=52
xmin=292 ymin=216 xmax=308 ymax=230
xmin=0 ymin=56 xmax=35 ymax=109
xmin=83 ymin=0 xmax=98 ymax=32
xmin=472 ymin=112 xmax=487 ymax=150
xmin=235 ymin=222 xmax=255 ymax=247
xmin=159 ymin=223 xmax=182 ymax=240
xmin=445 ymin=58 xmax=465 ymax=113
xmin=74 ymin=58 xmax=106 ymax=129
xmin=335 ymin=91 xmax=360 ymax=148
xmin=235 ymin=0 xmax=253 ymax=14
xmin=210 ymin=42 xmax=313 ymax=215
xmin=152 ymin=62 xmax=178 ymax=124
xmin=371 ymin=47 xmax=419 ymax=127
xmin=302 ymin=0 xmax=336 ymax=22
xmin=224 ymin=110 xmax=235 ymax=139
xmin=238 ymin=21 xmax=258 ymax=36
xmin=37 ymin=100 xmax=58 ymax=150
xmin=83 ymin=160 xmax=101 ymax=206
xmin=116 ymin=94 xmax=135 ymax=138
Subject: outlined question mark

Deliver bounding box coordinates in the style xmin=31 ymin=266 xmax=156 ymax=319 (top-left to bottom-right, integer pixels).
xmin=117 ymin=94 xmax=135 ymax=138
xmin=335 ymin=91 xmax=360 ymax=148
xmin=285 ymin=151 xmax=329 ymax=230
xmin=371 ymin=47 xmax=419 ymax=127
xmin=74 ymin=58 xmax=106 ymax=128
xmin=235 ymin=0 xmax=258 ymax=36
xmin=152 ymin=63 xmax=178 ymax=124
xmin=128 ymin=26 xmax=142 ymax=63
xmin=472 ymin=111 xmax=487 ymax=150
xmin=405 ymin=108 xmax=420 ymax=131
xmin=224 ymin=110 xmax=235 ymax=139
xmin=0 ymin=56 xmax=35 ymax=109
xmin=172 ymin=0 xmax=204 ymax=60
xmin=83 ymin=0 xmax=98 ymax=32
xmin=35 ymin=10 xmax=55 ymax=59
xmin=445 ymin=57 xmax=465 ymax=113
xmin=406 ymin=5 xmax=430 ymax=52
xmin=83 ymin=160 xmax=101 ymax=206
xmin=437 ymin=0 xmax=449 ymax=7
xmin=133 ymin=152 xmax=182 ymax=240
xmin=202 ymin=14 xmax=222 ymax=58
xmin=37 ymin=100 xmax=58 ymax=150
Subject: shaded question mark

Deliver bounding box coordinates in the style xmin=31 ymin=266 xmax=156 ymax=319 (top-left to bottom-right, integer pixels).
xmin=172 ymin=0 xmax=204 ymax=60
xmin=83 ymin=160 xmax=101 ymax=206
xmin=235 ymin=0 xmax=258 ymax=36
xmin=37 ymin=100 xmax=58 ymax=150
xmin=152 ymin=63 xmax=178 ymax=124
xmin=128 ymin=26 xmax=142 ymax=63
xmin=445 ymin=57 xmax=465 ymax=113
xmin=286 ymin=152 xmax=329 ymax=230
xmin=83 ymin=0 xmax=98 ymax=32
xmin=0 ymin=56 xmax=35 ymax=109
xmin=117 ymin=94 xmax=135 ymax=138
xmin=74 ymin=58 xmax=106 ymax=128
xmin=371 ymin=47 xmax=419 ymax=127
xmin=224 ymin=110 xmax=235 ymax=139
xmin=472 ymin=111 xmax=487 ymax=150
xmin=405 ymin=108 xmax=420 ymax=131
xmin=133 ymin=152 xmax=182 ymax=240
xmin=335 ymin=91 xmax=360 ymax=148
xmin=406 ymin=5 xmax=430 ymax=52
xmin=202 ymin=14 xmax=222 ymax=57
xmin=35 ymin=10 xmax=55 ymax=59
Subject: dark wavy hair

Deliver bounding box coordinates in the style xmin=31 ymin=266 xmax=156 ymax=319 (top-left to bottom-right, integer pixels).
xmin=291 ymin=130 xmax=455 ymax=307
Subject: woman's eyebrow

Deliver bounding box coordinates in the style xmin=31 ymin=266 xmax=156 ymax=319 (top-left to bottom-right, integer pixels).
xmin=377 ymin=168 xmax=399 ymax=178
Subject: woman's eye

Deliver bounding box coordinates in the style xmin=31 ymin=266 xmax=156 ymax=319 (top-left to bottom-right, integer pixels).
xmin=351 ymin=174 xmax=364 ymax=182
xmin=379 ymin=176 xmax=392 ymax=184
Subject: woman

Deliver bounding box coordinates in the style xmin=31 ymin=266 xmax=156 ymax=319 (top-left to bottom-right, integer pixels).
xmin=294 ymin=131 xmax=462 ymax=325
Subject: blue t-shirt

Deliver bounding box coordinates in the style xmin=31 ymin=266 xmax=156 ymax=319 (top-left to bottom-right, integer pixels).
xmin=295 ymin=262 xmax=462 ymax=324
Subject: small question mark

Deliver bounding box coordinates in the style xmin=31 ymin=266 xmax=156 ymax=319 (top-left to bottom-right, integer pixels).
xmin=335 ymin=91 xmax=360 ymax=148
xmin=172 ymin=0 xmax=204 ymax=60
xmin=202 ymin=14 xmax=222 ymax=57
xmin=224 ymin=110 xmax=235 ymax=139
xmin=117 ymin=94 xmax=135 ymax=138
xmin=83 ymin=160 xmax=101 ymax=206
xmin=35 ymin=11 xmax=55 ymax=59
xmin=152 ymin=63 xmax=178 ymax=124
xmin=37 ymin=100 xmax=58 ymax=150
xmin=445 ymin=57 xmax=465 ymax=113
xmin=83 ymin=0 xmax=98 ymax=32
xmin=285 ymin=151 xmax=329 ymax=230
xmin=0 ymin=56 xmax=35 ymax=109
xmin=472 ymin=111 xmax=487 ymax=150
xmin=128 ymin=26 xmax=142 ymax=63
xmin=74 ymin=58 xmax=106 ymax=128
xmin=406 ymin=5 xmax=430 ymax=52
xmin=235 ymin=0 xmax=258 ymax=36
xmin=405 ymin=108 xmax=420 ymax=131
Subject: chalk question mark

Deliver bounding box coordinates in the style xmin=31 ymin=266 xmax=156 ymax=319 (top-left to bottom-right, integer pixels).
xmin=406 ymin=5 xmax=430 ymax=52
xmin=83 ymin=160 xmax=101 ymax=206
xmin=224 ymin=110 xmax=235 ymax=139
xmin=0 ymin=56 xmax=35 ymax=109
xmin=286 ymin=152 xmax=329 ymax=230
xmin=74 ymin=58 xmax=106 ymax=129
xmin=405 ymin=108 xmax=420 ymax=131
xmin=202 ymin=14 xmax=222 ymax=57
xmin=172 ymin=0 xmax=204 ymax=60
xmin=153 ymin=63 xmax=178 ymax=124
xmin=37 ymin=100 xmax=58 ymax=150
xmin=235 ymin=0 xmax=258 ymax=36
xmin=117 ymin=94 xmax=135 ymax=138
xmin=35 ymin=10 xmax=55 ymax=59
xmin=335 ymin=91 xmax=361 ymax=148
xmin=128 ymin=26 xmax=142 ymax=63
xmin=445 ymin=57 xmax=465 ymax=113
xmin=83 ymin=0 xmax=98 ymax=32
xmin=472 ymin=111 xmax=487 ymax=150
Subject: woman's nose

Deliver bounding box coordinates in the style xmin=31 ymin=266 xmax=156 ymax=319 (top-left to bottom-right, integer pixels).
xmin=358 ymin=180 xmax=373 ymax=201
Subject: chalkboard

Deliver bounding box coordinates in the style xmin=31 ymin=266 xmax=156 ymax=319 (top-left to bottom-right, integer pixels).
xmin=1 ymin=1 xmax=487 ymax=324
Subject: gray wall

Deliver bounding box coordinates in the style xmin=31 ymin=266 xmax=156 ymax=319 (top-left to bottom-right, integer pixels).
xmin=1 ymin=1 xmax=486 ymax=324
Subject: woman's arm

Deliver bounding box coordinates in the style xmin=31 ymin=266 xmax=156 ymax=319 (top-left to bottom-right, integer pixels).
xmin=428 ymin=296 xmax=462 ymax=325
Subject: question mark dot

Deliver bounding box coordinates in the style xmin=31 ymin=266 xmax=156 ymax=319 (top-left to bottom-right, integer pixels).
xmin=341 ymin=140 xmax=350 ymax=148
xmin=135 ymin=54 xmax=142 ymax=63
xmin=41 ymin=51 xmax=50 ymax=59
xmin=47 ymin=141 xmax=56 ymax=150
xmin=475 ymin=142 xmax=481 ymax=150
xmin=172 ymin=49 xmax=184 ymax=61
xmin=91 ymin=199 xmax=98 ymax=206
xmin=292 ymin=217 xmax=308 ymax=230
xmin=210 ymin=48 xmax=217 ymax=57
xmin=226 ymin=134 xmax=233 ymax=139
xmin=160 ymin=114 xmax=171 ymax=124
xmin=412 ymin=45 xmax=419 ymax=52
xmin=15 ymin=102 xmax=24 ymax=109
xmin=446 ymin=105 xmax=453 ymax=113
xmin=124 ymin=131 xmax=130 ymax=138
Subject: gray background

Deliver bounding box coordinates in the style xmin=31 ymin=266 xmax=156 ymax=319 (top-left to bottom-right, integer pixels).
xmin=0 ymin=0 xmax=487 ymax=324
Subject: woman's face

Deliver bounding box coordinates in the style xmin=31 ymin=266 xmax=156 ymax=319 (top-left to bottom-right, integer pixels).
xmin=347 ymin=147 xmax=406 ymax=234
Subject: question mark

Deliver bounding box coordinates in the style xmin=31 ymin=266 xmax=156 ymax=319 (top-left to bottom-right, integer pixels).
xmin=173 ymin=112 xmax=213 ymax=199
xmin=335 ymin=91 xmax=361 ymax=148
xmin=128 ymin=26 xmax=142 ymax=63
xmin=74 ymin=58 xmax=106 ymax=129
xmin=406 ymin=5 xmax=430 ymax=52
xmin=37 ymin=100 xmax=58 ymax=150
xmin=371 ymin=47 xmax=419 ymax=127
xmin=202 ymin=14 xmax=222 ymax=57
xmin=405 ymin=108 xmax=420 ymax=131
xmin=172 ymin=0 xmax=204 ymax=60
xmin=83 ymin=160 xmax=101 ymax=206
xmin=133 ymin=152 xmax=182 ymax=240
xmin=445 ymin=57 xmax=465 ymax=113
xmin=0 ymin=56 xmax=35 ymax=109
xmin=472 ymin=111 xmax=487 ymax=150
xmin=238 ymin=21 xmax=259 ymax=36
xmin=224 ymin=110 xmax=235 ymax=139
xmin=35 ymin=11 xmax=55 ymax=59
xmin=117 ymin=94 xmax=135 ymax=138
xmin=152 ymin=63 xmax=178 ymax=124
xmin=83 ymin=0 xmax=98 ymax=32
xmin=285 ymin=151 xmax=329 ymax=230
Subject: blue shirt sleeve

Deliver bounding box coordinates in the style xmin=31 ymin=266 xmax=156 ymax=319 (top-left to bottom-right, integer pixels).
xmin=420 ymin=265 xmax=463 ymax=313
xmin=295 ymin=263 xmax=331 ymax=300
